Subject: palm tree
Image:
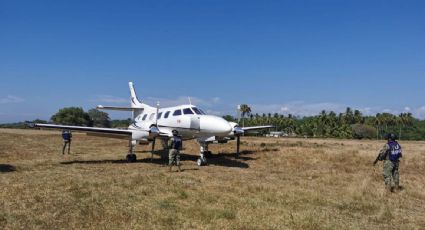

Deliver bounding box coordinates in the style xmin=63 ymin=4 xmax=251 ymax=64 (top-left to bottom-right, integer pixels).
xmin=398 ymin=112 xmax=414 ymax=140
xmin=345 ymin=107 xmax=354 ymax=124
xmin=374 ymin=113 xmax=382 ymax=139
xmin=354 ymin=110 xmax=363 ymax=124
xmin=239 ymin=104 xmax=251 ymax=127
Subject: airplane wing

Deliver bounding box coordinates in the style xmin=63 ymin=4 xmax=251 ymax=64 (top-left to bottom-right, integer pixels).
xmin=242 ymin=125 xmax=274 ymax=131
xmin=96 ymin=105 xmax=143 ymax=112
xmin=34 ymin=123 xmax=133 ymax=140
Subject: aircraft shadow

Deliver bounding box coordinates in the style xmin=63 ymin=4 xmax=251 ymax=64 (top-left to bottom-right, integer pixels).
xmin=60 ymin=150 xmax=253 ymax=169
xmin=61 ymin=159 xmax=130 ymax=165
xmin=0 ymin=164 xmax=16 ymax=173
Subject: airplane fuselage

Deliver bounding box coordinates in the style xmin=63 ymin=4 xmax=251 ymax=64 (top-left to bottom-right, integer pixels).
xmin=129 ymin=104 xmax=233 ymax=141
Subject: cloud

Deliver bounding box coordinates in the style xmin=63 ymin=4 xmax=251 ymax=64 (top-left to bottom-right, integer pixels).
xmin=0 ymin=95 xmax=24 ymax=104
xmin=415 ymin=106 xmax=425 ymax=119
xmin=91 ymin=95 xmax=129 ymax=104
xmin=245 ymin=102 xmax=425 ymax=119
xmin=144 ymin=96 xmax=221 ymax=108
xmin=88 ymin=95 xmax=425 ymax=120
xmin=205 ymin=109 xmax=222 ymax=116
xmin=249 ymin=101 xmax=346 ymax=117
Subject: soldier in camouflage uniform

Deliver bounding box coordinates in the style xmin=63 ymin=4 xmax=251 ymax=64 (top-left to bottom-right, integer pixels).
xmin=375 ymin=133 xmax=403 ymax=192
xmin=168 ymin=130 xmax=182 ymax=172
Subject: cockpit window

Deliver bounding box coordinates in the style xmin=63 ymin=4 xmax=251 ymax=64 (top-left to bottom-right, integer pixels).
xmin=173 ymin=109 xmax=182 ymax=116
xmin=157 ymin=112 xmax=163 ymax=120
xmin=142 ymin=114 xmax=148 ymax=121
xmin=183 ymin=108 xmax=194 ymax=115
xmin=198 ymin=108 xmax=206 ymax=115
xmin=191 ymin=107 xmax=203 ymax=115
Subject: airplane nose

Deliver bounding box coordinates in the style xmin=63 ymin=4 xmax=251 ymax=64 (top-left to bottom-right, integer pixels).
xmin=200 ymin=115 xmax=232 ymax=136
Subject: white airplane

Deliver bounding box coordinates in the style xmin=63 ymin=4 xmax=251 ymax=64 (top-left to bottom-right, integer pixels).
xmin=35 ymin=82 xmax=272 ymax=166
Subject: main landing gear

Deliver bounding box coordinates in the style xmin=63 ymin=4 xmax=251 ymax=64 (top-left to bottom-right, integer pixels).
xmin=197 ymin=142 xmax=210 ymax=166
xmin=126 ymin=140 xmax=137 ymax=162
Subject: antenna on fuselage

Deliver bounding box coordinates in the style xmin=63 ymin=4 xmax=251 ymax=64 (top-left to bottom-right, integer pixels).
xmin=188 ymin=97 xmax=192 ymax=105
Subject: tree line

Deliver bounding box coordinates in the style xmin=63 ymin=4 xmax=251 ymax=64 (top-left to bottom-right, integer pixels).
xmin=229 ymin=104 xmax=425 ymax=140
xmin=1 ymin=106 xmax=425 ymax=140
xmin=0 ymin=107 xmax=131 ymax=129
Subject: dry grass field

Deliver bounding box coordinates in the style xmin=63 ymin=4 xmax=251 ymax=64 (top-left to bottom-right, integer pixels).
xmin=1 ymin=128 xmax=425 ymax=229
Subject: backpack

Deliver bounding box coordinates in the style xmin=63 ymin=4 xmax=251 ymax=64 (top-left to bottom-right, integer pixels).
xmin=388 ymin=141 xmax=402 ymax=162
xmin=62 ymin=132 xmax=71 ymax=141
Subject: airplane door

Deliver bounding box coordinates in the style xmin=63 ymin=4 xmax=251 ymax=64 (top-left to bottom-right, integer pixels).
xmin=190 ymin=116 xmax=200 ymax=131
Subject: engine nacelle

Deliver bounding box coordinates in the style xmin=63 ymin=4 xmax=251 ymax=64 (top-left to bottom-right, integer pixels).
xmin=132 ymin=130 xmax=150 ymax=140
xmin=228 ymin=122 xmax=244 ymax=136
xmin=138 ymin=138 xmax=150 ymax=145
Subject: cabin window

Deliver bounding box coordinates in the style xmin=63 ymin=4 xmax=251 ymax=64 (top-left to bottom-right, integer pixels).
xmin=149 ymin=113 xmax=155 ymax=120
xmin=142 ymin=114 xmax=148 ymax=121
xmin=173 ymin=110 xmax=182 ymax=116
xmin=164 ymin=111 xmax=170 ymax=119
xmin=183 ymin=108 xmax=194 ymax=115
xmin=157 ymin=112 xmax=163 ymax=120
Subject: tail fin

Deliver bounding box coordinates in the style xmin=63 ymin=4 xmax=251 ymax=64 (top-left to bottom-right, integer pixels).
xmin=129 ymin=82 xmax=143 ymax=108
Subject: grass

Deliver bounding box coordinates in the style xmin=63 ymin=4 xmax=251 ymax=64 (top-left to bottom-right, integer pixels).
xmin=1 ymin=128 xmax=425 ymax=229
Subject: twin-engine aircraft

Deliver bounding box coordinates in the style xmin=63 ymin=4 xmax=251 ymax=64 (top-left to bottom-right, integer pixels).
xmin=35 ymin=82 xmax=272 ymax=166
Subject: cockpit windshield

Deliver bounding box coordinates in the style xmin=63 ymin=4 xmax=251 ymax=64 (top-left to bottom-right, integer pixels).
xmin=192 ymin=107 xmax=206 ymax=115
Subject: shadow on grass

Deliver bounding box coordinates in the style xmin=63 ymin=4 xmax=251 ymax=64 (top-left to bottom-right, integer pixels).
xmin=0 ymin=164 xmax=16 ymax=173
xmin=60 ymin=150 xmax=253 ymax=169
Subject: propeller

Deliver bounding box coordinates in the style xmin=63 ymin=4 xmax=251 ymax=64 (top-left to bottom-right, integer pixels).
xmin=236 ymin=135 xmax=240 ymax=155
xmin=151 ymin=102 xmax=160 ymax=161
xmin=237 ymin=105 xmax=241 ymax=124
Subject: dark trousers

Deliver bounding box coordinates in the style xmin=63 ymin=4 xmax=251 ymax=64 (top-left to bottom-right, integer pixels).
xmin=63 ymin=140 xmax=71 ymax=154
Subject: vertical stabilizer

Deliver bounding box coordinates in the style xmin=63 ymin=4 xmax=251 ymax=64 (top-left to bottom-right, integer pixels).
xmin=129 ymin=82 xmax=143 ymax=108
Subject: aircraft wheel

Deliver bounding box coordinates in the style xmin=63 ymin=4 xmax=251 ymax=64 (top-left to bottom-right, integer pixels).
xmin=126 ymin=154 xmax=137 ymax=162
xmin=204 ymin=151 xmax=213 ymax=158
xmin=197 ymin=157 xmax=207 ymax=166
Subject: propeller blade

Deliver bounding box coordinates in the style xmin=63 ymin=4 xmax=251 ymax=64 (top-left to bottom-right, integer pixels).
xmin=237 ymin=105 xmax=241 ymax=123
xmin=156 ymin=102 xmax=160 ymax=126
xmin=151 ymin=138 xmax=156 ymax=161
xmin=236 ymin=135 xmax=240 ymax=155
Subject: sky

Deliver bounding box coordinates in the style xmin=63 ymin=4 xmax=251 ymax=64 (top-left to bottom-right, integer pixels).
xmin=1 ymin=0 xmax=425 ymax=123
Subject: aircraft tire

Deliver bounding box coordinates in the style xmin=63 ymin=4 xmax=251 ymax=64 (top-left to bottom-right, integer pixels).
xmin=126 ymin=154 xmax=137 ymax=163
xmin=197 ymin=157 xmax=207 ymax=166
xmin=204 ymin=151 xmax=212 ymax=158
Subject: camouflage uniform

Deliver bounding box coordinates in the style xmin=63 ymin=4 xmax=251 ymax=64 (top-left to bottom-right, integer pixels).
xmin=168 ymin=135 xmax=182 ymax=170
xmin=377 ymin=142 xmax=402 ymax=190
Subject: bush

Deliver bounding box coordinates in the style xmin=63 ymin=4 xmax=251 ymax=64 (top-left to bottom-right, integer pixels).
xmin=351 ymin=124 xmax=376 ymax=139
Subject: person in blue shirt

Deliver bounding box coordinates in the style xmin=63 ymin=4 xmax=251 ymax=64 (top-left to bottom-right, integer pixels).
xmin=62 ymin=130 xmax=72 ymax=154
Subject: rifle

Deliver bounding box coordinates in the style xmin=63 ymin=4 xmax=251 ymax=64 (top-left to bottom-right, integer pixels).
xmin=373 ymin=154 xmax=380 ymax=166
xmin=373 ymin=149 xmax=388 ymax=166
